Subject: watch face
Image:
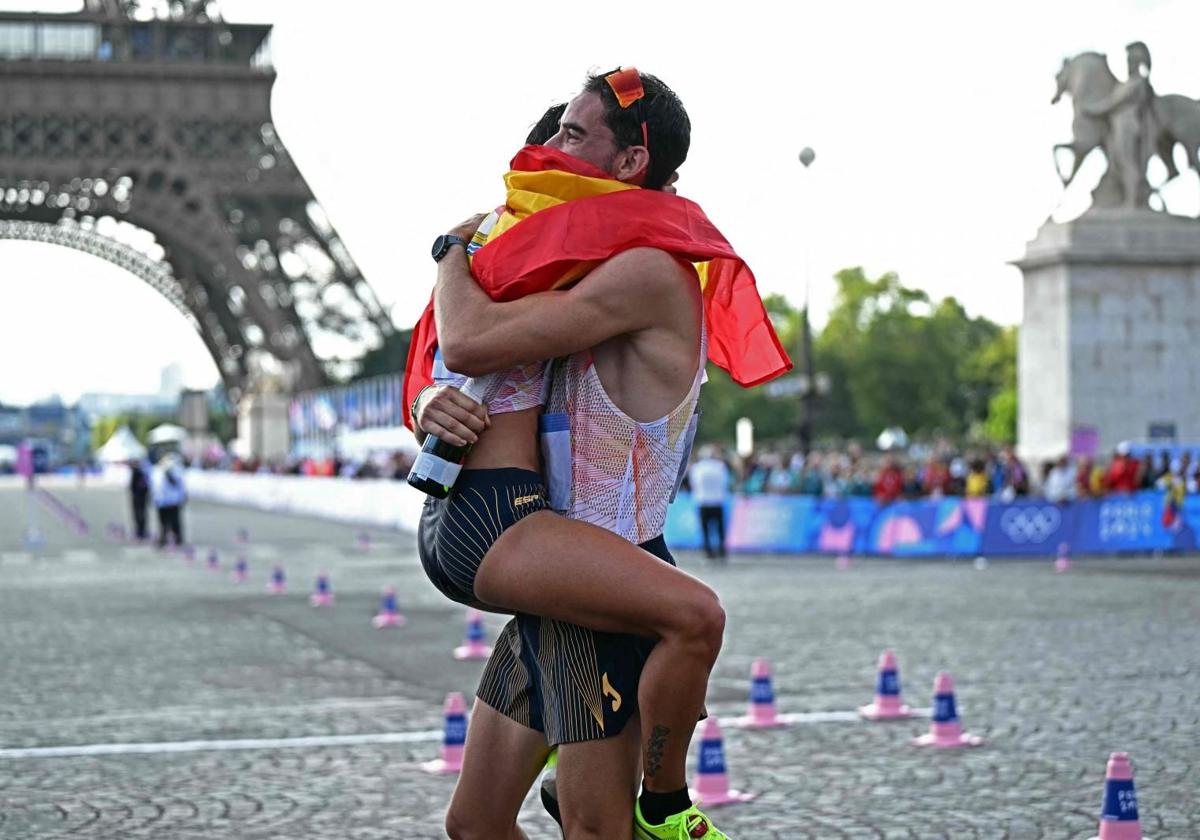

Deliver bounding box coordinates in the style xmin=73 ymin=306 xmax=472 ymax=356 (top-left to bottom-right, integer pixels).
xmin=431 ymin=235 xmax=449 ymax=261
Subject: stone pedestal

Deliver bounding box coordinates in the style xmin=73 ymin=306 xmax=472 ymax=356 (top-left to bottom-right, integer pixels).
xmin=1015 ymin=209 xmax=1200 ymax=465
xmin=237 ymin=391 xmax=290 ymax=462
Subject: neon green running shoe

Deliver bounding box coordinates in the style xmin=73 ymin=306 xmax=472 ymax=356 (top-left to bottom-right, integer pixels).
xmin=634 ymin=801 xmax=729 ymax=839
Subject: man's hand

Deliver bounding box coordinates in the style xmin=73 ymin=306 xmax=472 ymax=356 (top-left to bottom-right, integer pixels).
xmin=415 ymin=385 xmax=489 ymax=446
xmin=447 ymin=213 xmax=489 ymax=245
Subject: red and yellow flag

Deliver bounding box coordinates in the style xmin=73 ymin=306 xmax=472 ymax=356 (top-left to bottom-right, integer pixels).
xmin=403 ymin=145 xmax=791 ymax=427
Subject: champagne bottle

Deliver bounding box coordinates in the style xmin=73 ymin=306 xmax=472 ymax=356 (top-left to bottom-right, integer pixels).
xmin=407 ymin=379 xmax=486 ymax=499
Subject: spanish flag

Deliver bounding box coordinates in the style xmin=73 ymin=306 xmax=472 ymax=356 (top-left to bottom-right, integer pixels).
xmin=403 ymin=145 xmax=791 ymax=427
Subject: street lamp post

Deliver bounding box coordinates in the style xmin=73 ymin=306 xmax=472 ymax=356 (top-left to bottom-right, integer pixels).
xmin=798 ymin=147 xmax=817 ymax=456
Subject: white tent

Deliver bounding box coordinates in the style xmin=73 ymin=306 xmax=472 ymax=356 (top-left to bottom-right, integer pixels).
xmin=147 ymin=424 xmax=187 ymax=445
xmin=97 ymin=426 xmax=147 ymax=463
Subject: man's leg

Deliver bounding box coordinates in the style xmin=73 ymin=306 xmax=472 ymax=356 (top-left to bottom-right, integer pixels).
xmin=445 ymin=699 xmax=552 ymax=840
xmin=697 ymin=508 xmax=714 ymax=558
xmin=163 ymin=506 xmax=178 ymax=546
xmin=555 ymin=716 xmax=642 ymax=840
xmin=714 ymin=508 xmax=727 ymax=559
xmin=156 ymin=506 xmax=167 ymax=547
xmin=173 ymin=506 xmax=184 ymax=546
xmin=132 ymin=499 xmax=146 ymax=540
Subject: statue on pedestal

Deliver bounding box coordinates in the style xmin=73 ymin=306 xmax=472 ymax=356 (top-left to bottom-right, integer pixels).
xmin=1052 ymin=42 xmax=1200 ymax=210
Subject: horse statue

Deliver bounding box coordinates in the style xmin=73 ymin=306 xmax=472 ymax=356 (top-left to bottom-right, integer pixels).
xmin=1054 ymin=50 xmax=1200 ymax=204
xmin=1154 ymin=93 xmax=1200 ymax=180
xmin=1052 ymin=52 xmax=1117 ymax=189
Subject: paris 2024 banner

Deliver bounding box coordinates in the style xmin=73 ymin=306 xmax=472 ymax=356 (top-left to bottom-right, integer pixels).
xmin=664 ymin=491 xmax=1200 ymax=556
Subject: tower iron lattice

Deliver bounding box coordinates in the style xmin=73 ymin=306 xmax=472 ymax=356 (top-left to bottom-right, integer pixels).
xmin=0 ymin=1 xmax=391 ymax=400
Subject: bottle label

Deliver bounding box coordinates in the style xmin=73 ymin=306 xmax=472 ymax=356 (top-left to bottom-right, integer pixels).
xmin=412 ymin=450 xmax=463 ymax=488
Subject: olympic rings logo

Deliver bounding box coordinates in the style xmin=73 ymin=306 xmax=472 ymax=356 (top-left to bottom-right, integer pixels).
xmin=999 ymin=506 xmax=1062 ymax=544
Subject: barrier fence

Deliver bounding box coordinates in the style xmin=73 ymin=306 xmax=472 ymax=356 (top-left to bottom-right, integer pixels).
xmin=663 ymin=490 xmax=1200 ymax=556
xmin=134 ymin=471 xmax=1199 ymax=557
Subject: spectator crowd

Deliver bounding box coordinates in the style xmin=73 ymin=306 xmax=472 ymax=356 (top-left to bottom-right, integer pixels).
xmin=694 ymin=441 xmax=1200 ymax=503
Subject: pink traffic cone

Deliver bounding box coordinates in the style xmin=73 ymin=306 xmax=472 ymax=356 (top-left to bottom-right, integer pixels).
xmin=453 ymin=609 xmax=492 ymax=660
xmin=267 ymin=564 xmax=286 ymax=594
xmin=310 ymin=572 xmax=334 ymax=607
xmin=859 ymin=649 xmax=914 ymax=720
xmin=1055 ymin=542 xmax=1072 ymax=573
xmin=421 ymin=692 xmax=467 ymax=774
xmin=912 ymin=671 xmax=984 ymax=748
xmin=371 ymin=586 xmax=406 ymax=628
xmin=731 ymin=658 xmax=787 ymax=729
xmin=206 ymin=549 xmax=220 ymax=571
xmin=233 ymin=556 xmax=249 ymax=583
xmin=182 ymin=544 xmax=195 ymax=564
xmin=1088 ymin=752 xmax=1147 ymax=840
xmin=689 ymin=717 xmax=755 ymax=807
xmin=835 ymin=553 xmax=853 ymax=570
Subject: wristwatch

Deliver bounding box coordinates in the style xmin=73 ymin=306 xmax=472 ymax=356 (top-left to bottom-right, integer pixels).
xmin=431 ymin=234 xmax=468 ymax=262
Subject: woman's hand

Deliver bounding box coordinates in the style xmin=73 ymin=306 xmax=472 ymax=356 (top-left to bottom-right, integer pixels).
xmin=416 ymin=385 xmax=490 ymax=446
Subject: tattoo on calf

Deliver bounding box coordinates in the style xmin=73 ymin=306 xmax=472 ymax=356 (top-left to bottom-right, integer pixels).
xmin=645 ymin=725 xmax=670 ymax=777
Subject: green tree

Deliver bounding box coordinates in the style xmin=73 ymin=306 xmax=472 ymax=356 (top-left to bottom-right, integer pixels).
xmin=967 ymin=326 xmax=1018 ymax=443
xmin=811 ymin=267 xmax=1014 ymax=441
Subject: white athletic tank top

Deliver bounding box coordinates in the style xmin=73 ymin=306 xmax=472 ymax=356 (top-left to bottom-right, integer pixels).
xmin=433 ymin=352 xmax=548 ymax=415
xmin=547 ymin=327 xmax=706 ymax=544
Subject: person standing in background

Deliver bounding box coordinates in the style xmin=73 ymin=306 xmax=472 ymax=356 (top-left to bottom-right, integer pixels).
xmin=1105 ymin=441 xmax=1141 ymax=493
xmin=688 ymin=445 xmax=732 ymax=560
xmin=152 ymin=453 xmax=187 ymax=548
xmin=128 ymin=458 xmax=150 ymax=540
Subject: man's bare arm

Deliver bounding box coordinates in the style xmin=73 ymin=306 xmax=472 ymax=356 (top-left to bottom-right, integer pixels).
xmin=434 ymin=245 xmax=694 ymax=377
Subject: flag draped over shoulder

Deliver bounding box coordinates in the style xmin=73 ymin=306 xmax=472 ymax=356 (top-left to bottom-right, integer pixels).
xmin=402 ymin=145 xmax=791 ymax=429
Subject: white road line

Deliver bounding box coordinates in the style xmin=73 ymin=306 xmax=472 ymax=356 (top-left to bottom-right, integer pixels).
xmin=0 ymin=708 xmax=881 ymax=760
xmin=714 ymin=709 xmax=864 ymax=725
xmin=0 ymin=552 xmax=34 ymax=565
xmin=63 ymin=549 xmax=99 ymax=564
xmin=0 ymin=729 xmax=444 ymax=759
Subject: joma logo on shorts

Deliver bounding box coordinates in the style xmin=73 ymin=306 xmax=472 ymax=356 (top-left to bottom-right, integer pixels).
xmin=602 ymin=672 xmax=622 ymax=712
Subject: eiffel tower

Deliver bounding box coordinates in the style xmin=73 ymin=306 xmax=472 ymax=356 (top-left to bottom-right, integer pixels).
xmin=0 ymin=0 xmax=391 ymax=402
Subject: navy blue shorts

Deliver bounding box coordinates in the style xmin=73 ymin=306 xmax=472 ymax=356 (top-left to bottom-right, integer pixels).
xmin=476 ymin=535 xmax=676 ymax=746
xmin=417 ymin=468 xmax=549 ymax=605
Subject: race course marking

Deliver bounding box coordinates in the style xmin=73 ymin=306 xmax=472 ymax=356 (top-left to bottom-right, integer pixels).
xmin=0 ymin=729 xmax=444 ymax=759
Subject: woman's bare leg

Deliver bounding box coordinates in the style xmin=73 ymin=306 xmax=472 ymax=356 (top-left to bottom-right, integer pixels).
xmin=473 ymin=511 xmax=724 ymax=797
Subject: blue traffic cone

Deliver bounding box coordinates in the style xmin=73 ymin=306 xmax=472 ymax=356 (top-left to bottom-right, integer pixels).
xmin=310 ymin=572 xmax=334 ymax=607
xmin=422 ymin=692 xmax=467 ymax=774
xmin=453 ymin=609 xmax=491 ymax=659
xmin=1088 ymin=752 xmax=1146 ymax=840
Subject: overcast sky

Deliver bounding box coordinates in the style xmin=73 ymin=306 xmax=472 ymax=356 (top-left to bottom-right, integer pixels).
xmin=2 ymin=0 xmax=1198 ymax=404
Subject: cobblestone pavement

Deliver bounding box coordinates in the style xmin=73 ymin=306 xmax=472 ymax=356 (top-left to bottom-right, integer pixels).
xmin=0 ymin=481 xmax=1197 ymax=838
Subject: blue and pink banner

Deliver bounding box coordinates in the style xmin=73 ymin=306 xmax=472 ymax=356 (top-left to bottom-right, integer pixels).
xmin=664 ymin=491 xmax=1200 ymax=556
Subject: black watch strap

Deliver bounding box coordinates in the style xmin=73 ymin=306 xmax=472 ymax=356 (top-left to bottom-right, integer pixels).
xmin=432 ymin=234 xmax=468 ymax=263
